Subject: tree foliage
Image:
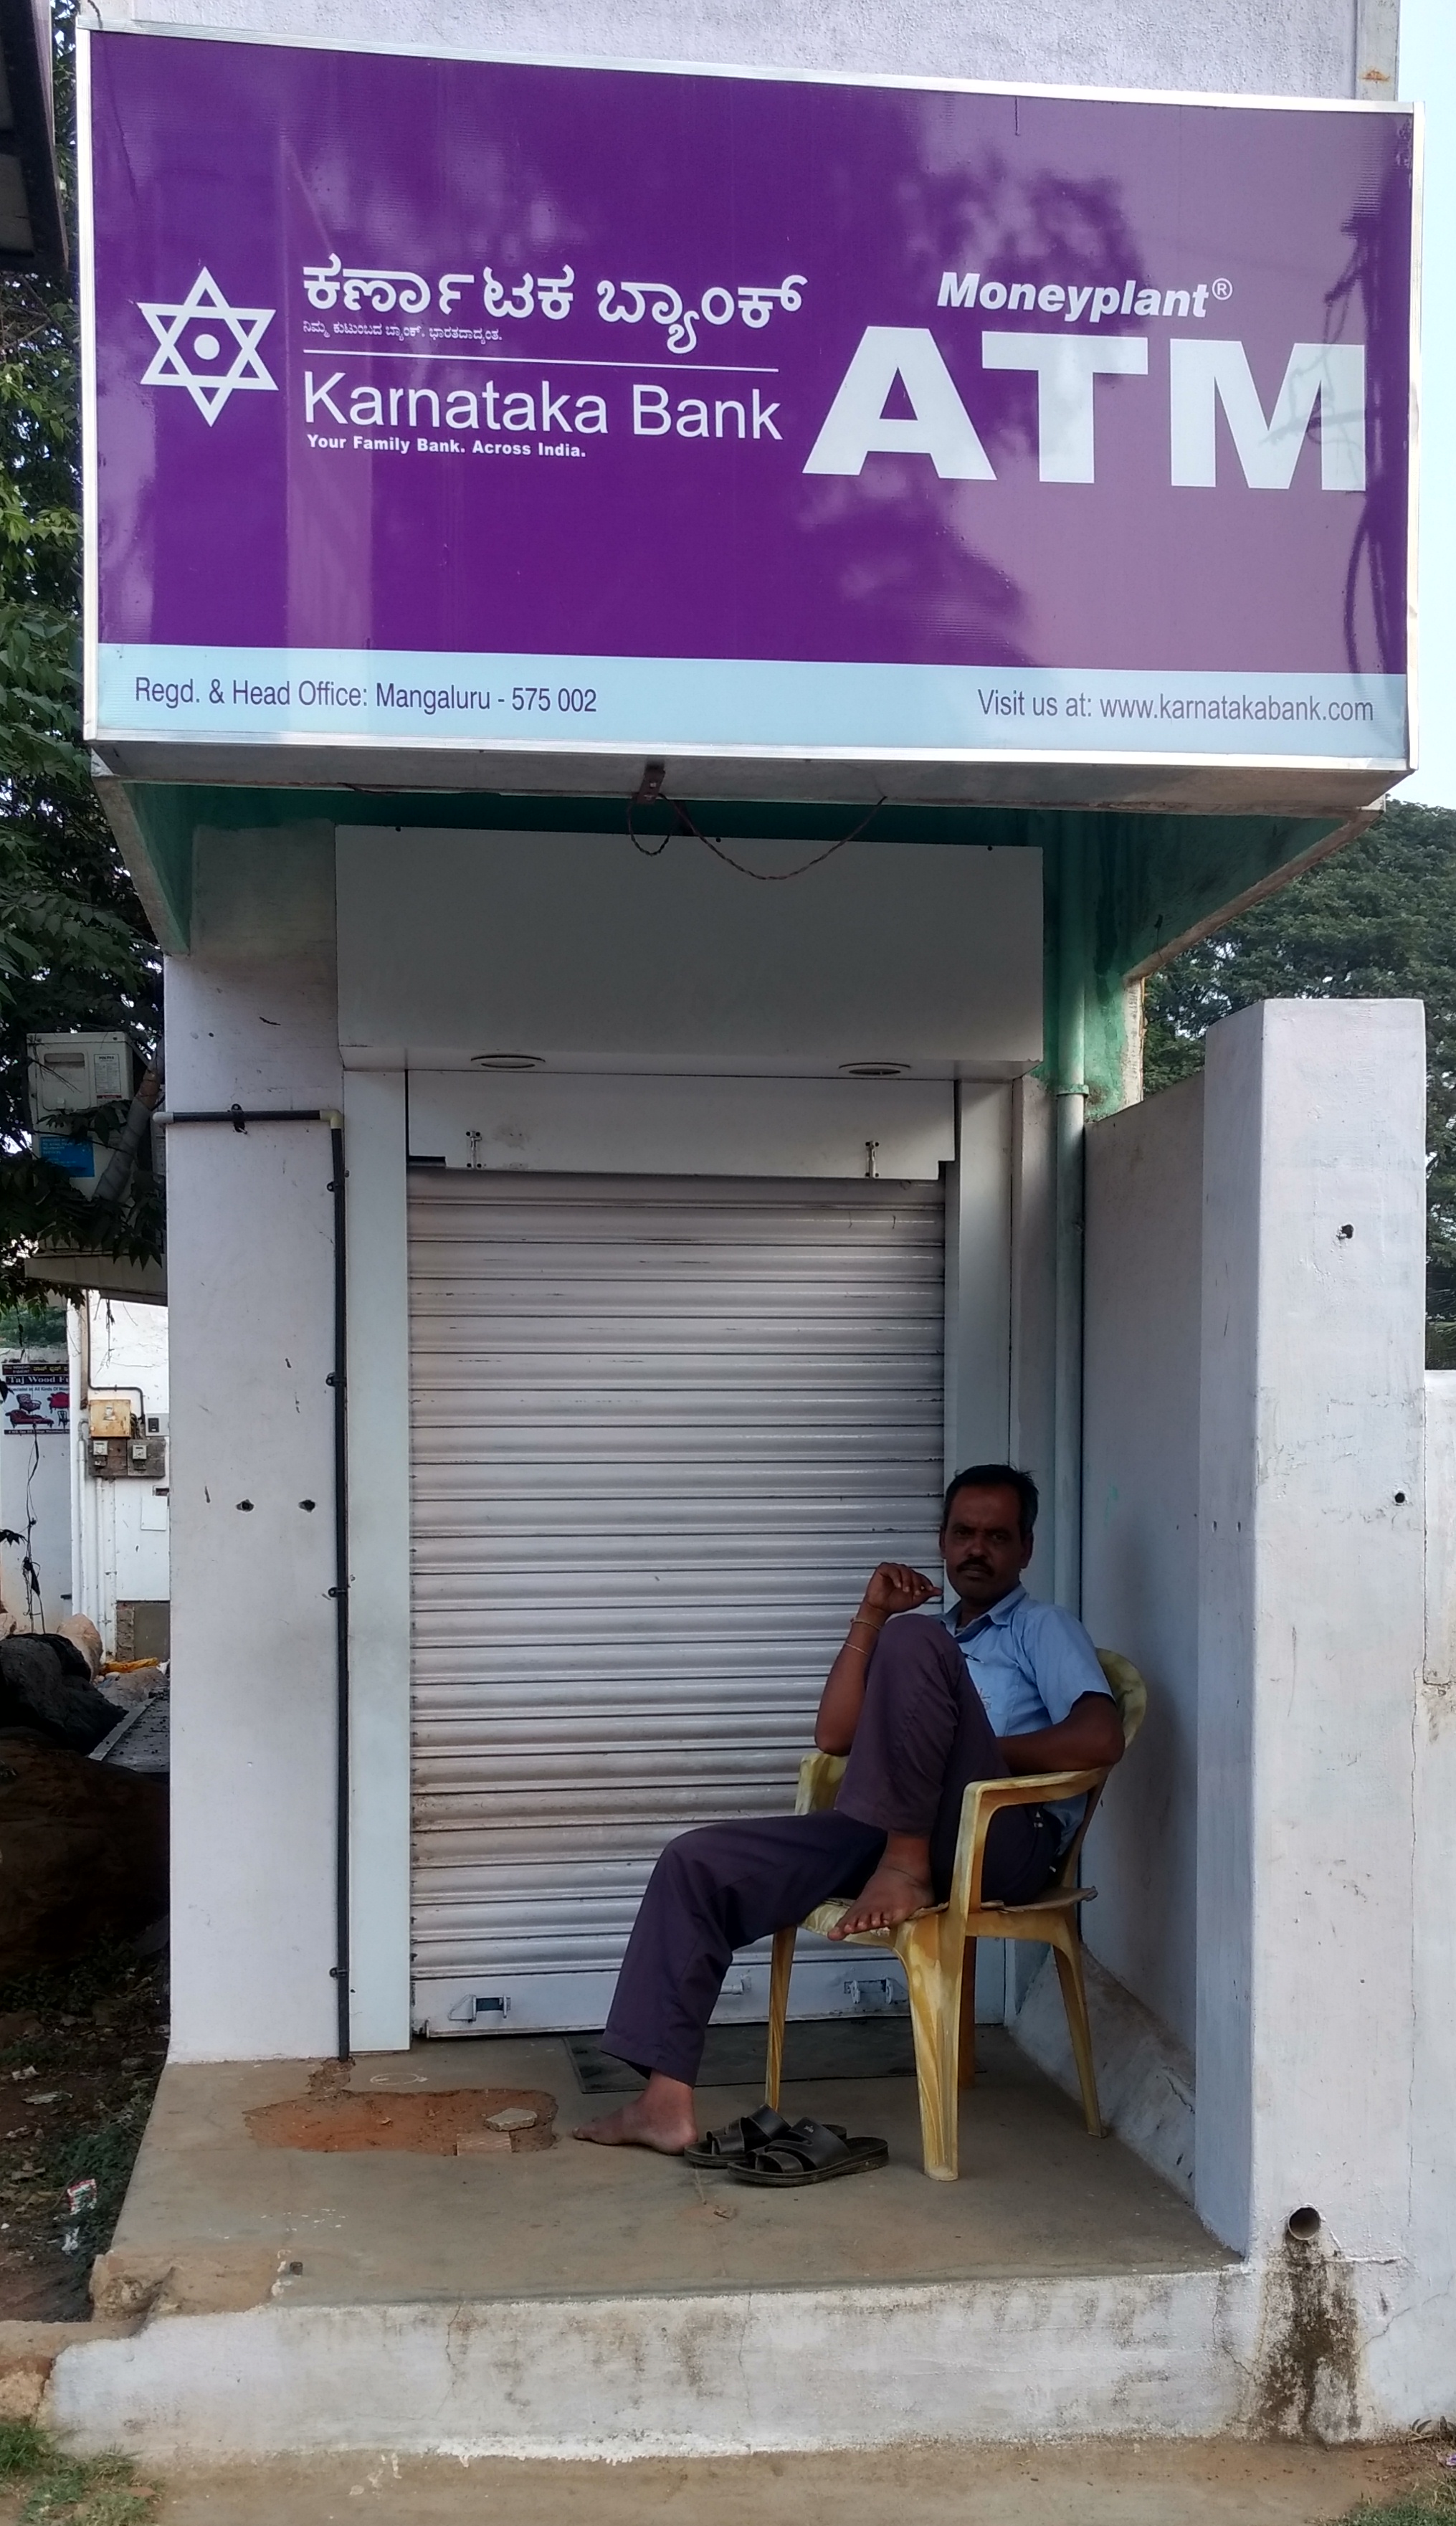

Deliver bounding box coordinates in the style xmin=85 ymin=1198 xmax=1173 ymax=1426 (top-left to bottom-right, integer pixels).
xmin=0 ymin=2 xmax=162 ymax=1306
xmin=1144 ymin=801 xmax=1456 ymax=1362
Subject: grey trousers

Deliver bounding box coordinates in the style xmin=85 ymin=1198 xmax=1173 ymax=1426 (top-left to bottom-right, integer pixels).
xmin=601 ymin=1615 xmax=1060 ymax=2083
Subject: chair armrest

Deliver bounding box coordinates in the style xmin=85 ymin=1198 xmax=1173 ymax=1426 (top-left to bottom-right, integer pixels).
xmin=795 ymin=1750 xmax=847 ymax=1815
xmin=948 ymin=1768 xmax=1108 ymax=1920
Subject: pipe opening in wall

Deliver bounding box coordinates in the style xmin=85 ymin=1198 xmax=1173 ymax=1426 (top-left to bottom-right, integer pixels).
xmin=1286 ymin=2205 xmax=1322 ymax=2241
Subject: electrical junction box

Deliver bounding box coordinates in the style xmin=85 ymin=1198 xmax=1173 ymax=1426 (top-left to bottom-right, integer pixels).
xmin=87 ymin=1394 xmax=135 ymax=1438
xmin=26 ymin=1033 xmax=138 ymax=1193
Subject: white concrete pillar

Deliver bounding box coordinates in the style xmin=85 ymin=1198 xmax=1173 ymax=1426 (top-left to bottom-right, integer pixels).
xmin=1195 ymin=1000 xmax=1425 ymax=2256
xmin=166 ymin=828 xmax=343 ymax=2063
xmin=1009 ymin=1075 xmax=1057 ymax=1521
xmin=943 ymin=1081 xmax=1012 ymax=1474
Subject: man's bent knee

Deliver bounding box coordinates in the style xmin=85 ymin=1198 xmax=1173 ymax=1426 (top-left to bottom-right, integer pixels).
xmin=871 ymin=1613 xmax=961 ymax=1682
xmin=651 ymin=1824 xmax=731 ymax=1894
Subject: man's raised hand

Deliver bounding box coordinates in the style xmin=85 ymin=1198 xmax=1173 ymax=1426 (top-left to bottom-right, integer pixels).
xmin=817 ymin=1563 xmax=940 ymax=1752
xmin=857 ymin=1562 xmax=940 ymax=1621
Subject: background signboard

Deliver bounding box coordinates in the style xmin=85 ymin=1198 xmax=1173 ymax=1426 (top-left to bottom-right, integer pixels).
xmin=81 ymin=32 xmax=1416 ymax=782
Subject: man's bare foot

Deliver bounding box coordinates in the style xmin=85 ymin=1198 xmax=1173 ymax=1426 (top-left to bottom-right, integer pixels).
xmin=829 ymin=1861 xmax=934 ymax=1938
xmin=574 ymin=2070 xmax=698 ymax=2153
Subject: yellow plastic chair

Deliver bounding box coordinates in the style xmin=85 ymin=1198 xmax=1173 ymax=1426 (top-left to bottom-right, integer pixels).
xmin=763 ymin=1651 xmax=1148 ymax=2181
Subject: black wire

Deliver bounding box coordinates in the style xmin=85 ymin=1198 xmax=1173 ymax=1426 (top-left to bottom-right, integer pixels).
xmin=22 ymin=1432 xmax=43 ymax=1628
xmin=626 ymin=790 xmax=885 ymax=877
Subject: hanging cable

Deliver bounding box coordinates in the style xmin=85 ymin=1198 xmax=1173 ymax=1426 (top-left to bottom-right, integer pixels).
xmin=22 ymin=1432 xmax=44 ymax=1628
xmin=627 ymin=775 xmax=886 ymax=877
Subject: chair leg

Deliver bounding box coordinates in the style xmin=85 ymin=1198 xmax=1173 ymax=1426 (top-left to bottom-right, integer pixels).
xmin=1050 ymin=1927 xmax=1104 ymax=2137
xmin=900 ymin=1912 xmax=961 ymax=2181
xmin=765 ymin=1925 xmax=796 ymax=2109
xmin=958 ymin=1938 xmax=977 ymax=2090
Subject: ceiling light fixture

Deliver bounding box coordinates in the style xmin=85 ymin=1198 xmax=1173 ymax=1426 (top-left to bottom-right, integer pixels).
xmin=470 ymin=1053 xmax=544 ymax=1070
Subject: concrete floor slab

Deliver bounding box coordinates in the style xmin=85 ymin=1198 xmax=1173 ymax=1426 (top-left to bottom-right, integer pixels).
xmin=45 ymin=2035 xmax=1275 ymax=2461
xmin=99 ymin=2030 xmax=1227 ymax=2308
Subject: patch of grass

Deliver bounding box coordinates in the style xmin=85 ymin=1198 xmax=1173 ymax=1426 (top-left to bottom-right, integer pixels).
xmin=1343 ymin=2487 xmax=1456 ymax=2526
xmin=0 ymin=2425 xmax=47 ymax=2479
xmin=0 ymin=1940 xmax=168 ymax=2312
xmin=1343 ymin=2511 xmax=1433 ymax=2526
xmin=0 ymin=1944 xmax=154 ymax=2023
xmin=43 ymin=2099 xmax=156 ymax=2255
xmin=0 ymin=2423 xmax=155 ymax=2526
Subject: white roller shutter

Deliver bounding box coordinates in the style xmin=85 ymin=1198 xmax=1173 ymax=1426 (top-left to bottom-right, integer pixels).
xmin=408 ymin=1172 xmax=945 ymax=2035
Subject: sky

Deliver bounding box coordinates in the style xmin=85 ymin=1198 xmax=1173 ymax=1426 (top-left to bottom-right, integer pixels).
xmin=1397 ymin=0 xmax=1455 ymax=807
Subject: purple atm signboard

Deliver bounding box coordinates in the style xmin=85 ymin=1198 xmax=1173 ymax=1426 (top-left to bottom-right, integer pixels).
xmin=81 ymin=32 xmax=1416 ymax=784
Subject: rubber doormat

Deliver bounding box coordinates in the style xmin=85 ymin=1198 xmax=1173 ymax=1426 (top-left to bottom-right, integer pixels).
xmin=567 ymin=2016 xmax=916 ymax=2094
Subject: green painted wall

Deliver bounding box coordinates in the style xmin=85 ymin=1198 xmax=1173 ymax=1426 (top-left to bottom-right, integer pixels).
xmin=1043 ymin=809 xmax=1351 ymax=1111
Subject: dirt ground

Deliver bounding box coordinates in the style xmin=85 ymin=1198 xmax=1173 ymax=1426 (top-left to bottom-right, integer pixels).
xmin=1 ymin=2436 xmax=1448 ymax=2526
xmin=0 ymin=1944 xmax=168 ymax=2321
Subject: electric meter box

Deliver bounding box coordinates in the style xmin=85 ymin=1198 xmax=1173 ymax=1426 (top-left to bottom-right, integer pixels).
xmin=27 ymin=1033 xmax=138 ymax=1194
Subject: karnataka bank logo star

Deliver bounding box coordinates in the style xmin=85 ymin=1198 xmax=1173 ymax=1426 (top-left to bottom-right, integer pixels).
xmin=138 ymin=268 xmax=277 ymax=424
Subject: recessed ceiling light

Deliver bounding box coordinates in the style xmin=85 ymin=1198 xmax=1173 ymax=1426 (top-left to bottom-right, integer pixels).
xmin=839 ymin=1061 xmax=909 ymax=1078
xmin=470 ymin=1053 xmax=544 ymax=1070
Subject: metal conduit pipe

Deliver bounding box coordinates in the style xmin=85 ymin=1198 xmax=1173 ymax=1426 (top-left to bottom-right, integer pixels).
xmin=1052 ymin=835 xmax=1088 ymax=1618
xmin=161 ymin=1103 xmax=351 ymax=2060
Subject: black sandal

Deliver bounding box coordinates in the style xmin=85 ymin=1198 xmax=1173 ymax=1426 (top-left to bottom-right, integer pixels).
xmin=728 ymin=2114 xmax=888 ymax=2186
xmin=684 ymin=2105 xmax=830 ymax=2171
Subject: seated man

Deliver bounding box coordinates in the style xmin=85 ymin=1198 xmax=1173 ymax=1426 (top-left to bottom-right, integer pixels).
xmin=576 ymin=1462 xmax=1124 ymax=2154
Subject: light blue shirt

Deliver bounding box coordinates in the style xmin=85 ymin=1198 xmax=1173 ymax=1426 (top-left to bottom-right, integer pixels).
xmin=944 ymin=1584 xmax=1113 ymax=1846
